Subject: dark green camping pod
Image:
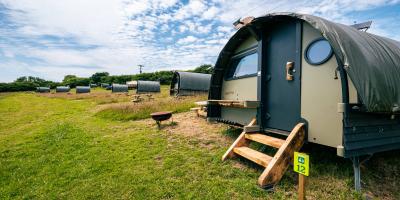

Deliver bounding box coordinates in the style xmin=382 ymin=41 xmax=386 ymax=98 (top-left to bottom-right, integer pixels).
xmin=56 ymin=86 xmax=70 ymax=93
xmin=101 ymin=83 xmax=110 ymax=88
xmin=112 ymin=84 xmax=128 ymax=93
xmin=136 ymin=81 xmax=160 ymax=94
xmin=36 ymin=87 xmax=50 ymax=93
xmin=76 ymin=86 xmax=90 ymax=94
xmin=170 ymin=71 xmax=211 ymax=96
xmin=207 ymin=12 xmax=400 ymax=190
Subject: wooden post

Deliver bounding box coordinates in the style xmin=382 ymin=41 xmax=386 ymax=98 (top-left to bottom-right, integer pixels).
xmin=298 ymin=174 xmax=306 ymax=200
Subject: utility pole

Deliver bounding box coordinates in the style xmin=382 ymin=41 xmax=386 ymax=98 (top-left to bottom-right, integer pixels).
xmin=138 ymin=65 xmax=144 ymax=74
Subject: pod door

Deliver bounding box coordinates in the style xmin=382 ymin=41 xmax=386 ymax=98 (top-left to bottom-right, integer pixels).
xmin=261 ymin=20 xmax=302 ymax=132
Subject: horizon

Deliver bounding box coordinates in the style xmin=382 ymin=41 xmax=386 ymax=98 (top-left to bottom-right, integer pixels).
xmin=1 ymin=0 xmax=400 ymax=82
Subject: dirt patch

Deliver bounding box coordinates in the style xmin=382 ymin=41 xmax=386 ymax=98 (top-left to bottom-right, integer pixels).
xmin=140 ymin=112 xmax=233 ymax=149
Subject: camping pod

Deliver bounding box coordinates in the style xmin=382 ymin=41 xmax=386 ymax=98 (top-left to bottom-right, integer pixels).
xmin=126 ymin=81 xmax=138 ymax=89
xmin=170 ymin=71 xmax=211 ymax=96
xmin=101 ymin=83 xmax=110 ymax=88
xmin=36 ymin=87 xmax=50 ymax=93
xmin=56 ymin=86 xmax=70 ymax=93
xmin=76 ymin=86 xmax=90 ymax=94
xmin=207 ymin=13 xmax=400 ymax=189
xmin=112 ymin=84 xmax=129 ymax=93
xmin=136 ymin=80 xmax=160 ymax=94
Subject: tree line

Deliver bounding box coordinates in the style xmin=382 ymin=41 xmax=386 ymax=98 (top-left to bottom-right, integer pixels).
xmin=0 ymin=64 xmax=213 ymax=92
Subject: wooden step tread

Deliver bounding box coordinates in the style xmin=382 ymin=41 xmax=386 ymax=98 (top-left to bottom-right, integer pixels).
xmin=233 ymin=147 xmax=272 ymax=167
xmin=245 ymin=133 xmax=285 ymax=148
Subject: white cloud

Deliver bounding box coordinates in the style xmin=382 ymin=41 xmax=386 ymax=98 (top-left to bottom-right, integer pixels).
xmin=202 ymin=6 xmax=219 ymax=20
xmin=174 ymin=0 xmax=207 ymax=20
xmin=0 ymin=0 xmax=399 ymax=82
xmin=123 ymin=0 xmax=150 ymax=16
xmin=197 ymin=23 xmax=213 ymax=34
xmin=177 ymin=35 xmax=198 ymax=44
xmin=3 ymin=0 xmax=123 ymax=46
xmin=179 ymin=25 xmax=188 ymax=32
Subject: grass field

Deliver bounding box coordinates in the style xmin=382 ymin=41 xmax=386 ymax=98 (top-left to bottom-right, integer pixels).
xmin=0 ymin=87 xmax=399 ymax=199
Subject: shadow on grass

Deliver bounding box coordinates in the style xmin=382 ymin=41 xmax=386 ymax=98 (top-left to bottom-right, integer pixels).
xmin=95 ymin=96 xmax=206 ymax=121
xmin=221 ymin=126 xmax=242 ymax=139
xmin=152 ymin=121 xmax=178 ymax=130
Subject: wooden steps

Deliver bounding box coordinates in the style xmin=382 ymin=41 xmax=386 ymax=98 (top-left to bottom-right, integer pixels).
xmin=245 ymin=133 xmax=285 ymax=148
xmin=233 ymin=147 xmax=272 ymax=167
xmin=222 ymin=119 xmax=306 ymax=188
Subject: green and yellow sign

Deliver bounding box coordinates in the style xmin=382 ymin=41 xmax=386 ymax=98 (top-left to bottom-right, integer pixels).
xmin=294 ymin=152 xmax=309 ymax=176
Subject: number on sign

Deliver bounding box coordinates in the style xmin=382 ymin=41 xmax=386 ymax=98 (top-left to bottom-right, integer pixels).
xmin=296 ymin=165 xmax=305 ymax=173
xmin=294 ymin=152 xmax=309 ymax=176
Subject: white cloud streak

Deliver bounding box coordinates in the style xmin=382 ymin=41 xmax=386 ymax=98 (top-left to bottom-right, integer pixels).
xmin=0 ymin=0 xmax=399 ymax=82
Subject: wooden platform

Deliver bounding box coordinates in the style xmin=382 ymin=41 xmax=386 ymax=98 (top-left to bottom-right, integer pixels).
xmin=192 ymin=101 xmax=208 ymax=117
xmin=222 ymin=119 xmax=306 ymax=188
xmin=190 ymin=107 xmax=206 ymax=117
xmin=195 ymin=101 xmax=207 ymax=106
xmin=207 ymin=100 xmax=260 ymax=108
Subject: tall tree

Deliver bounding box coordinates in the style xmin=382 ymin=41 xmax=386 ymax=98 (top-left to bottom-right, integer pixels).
xmin=63 ymin=75 xmax=77 ymax=83
xmin=90 ymin=72 xmax=109 ymax=84
xmin=189 ymin=64 xmax=214 ymax=74
xmin=15 ymin=76 xmax=28 ymax=82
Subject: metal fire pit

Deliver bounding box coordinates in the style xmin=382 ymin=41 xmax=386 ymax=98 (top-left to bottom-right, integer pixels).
xmin=150 ymin=111 xmax=172 ymax=129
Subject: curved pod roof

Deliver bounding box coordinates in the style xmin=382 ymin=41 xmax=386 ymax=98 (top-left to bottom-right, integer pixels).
xmin=170 ymin=71 xmax=211 ymax=96
xmin=112 ymin=84 xmax=128 ymax=93
xmin=36 ymin=87 xmax=50 ymax=93
xmin=101 ymin=83 xmax=110 ymax=88
xmin=136 ymin=80 xmax=160 ymax=94
xmin=56 ymin=86 xmax=70 ymax=93
xmin=211 ymin=12 xmax=400 ymax=112
xmin=76 ymin=86 xmax=90 ymax=93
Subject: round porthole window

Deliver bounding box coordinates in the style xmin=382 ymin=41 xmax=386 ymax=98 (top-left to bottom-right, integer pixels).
xmin=305 ymin=39 xmax=333 ymax=65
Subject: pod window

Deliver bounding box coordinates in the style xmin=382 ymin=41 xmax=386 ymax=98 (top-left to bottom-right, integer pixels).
xmin=305 ymin=39 xmax=333 ymax=65
xmin=226 ymin=50 xmax=258 ymax=80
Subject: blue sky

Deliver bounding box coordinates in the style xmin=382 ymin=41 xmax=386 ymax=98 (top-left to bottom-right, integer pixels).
xmin=0 ymin=0 xmax=400 ymax=82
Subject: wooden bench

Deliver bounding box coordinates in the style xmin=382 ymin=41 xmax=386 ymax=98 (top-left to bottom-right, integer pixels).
xmin=207 ymin=100 xmax=260 ymax=108
xmin=191 ymin=101 xmax=208 ymax=117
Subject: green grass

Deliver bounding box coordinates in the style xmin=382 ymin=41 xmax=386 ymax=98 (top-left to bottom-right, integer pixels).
xmin=94 ymin=86 xmax=207 ymax=121
xmin=95 ymin=97 xmax=202 ymax=121
xmin=0 ymin=90 xmax=399 ymax=199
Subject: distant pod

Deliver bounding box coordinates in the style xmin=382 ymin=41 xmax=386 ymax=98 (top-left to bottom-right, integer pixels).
xmin=136 ymin=81 xmax=160 ymax=94
xmin=112 ymin=84 xmax=129 ymax=93
xmin=56 ymin=86 xmax=70 ymax=93
xmin=101 ymin=83 xmax=110 ymax=88
xmin=76 ymin=86 xmax=90 ymax=93
xmin=170 ymin=71 xmax=211 ymax=96
xmin=36 ymin=87 xmax=50 ymax=93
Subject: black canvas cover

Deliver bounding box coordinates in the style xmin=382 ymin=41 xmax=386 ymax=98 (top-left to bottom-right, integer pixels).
xmin=240 ymin=13 xmax=400 ymax=112
xmin=136 ymin=80 xmax=160 ymax=93
xmin=174 ymin=71 xmax=211 ymax=91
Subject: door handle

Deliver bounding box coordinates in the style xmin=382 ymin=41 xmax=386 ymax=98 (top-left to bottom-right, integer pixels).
xmin=286 ymin=62 xmax=294 ymax=81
